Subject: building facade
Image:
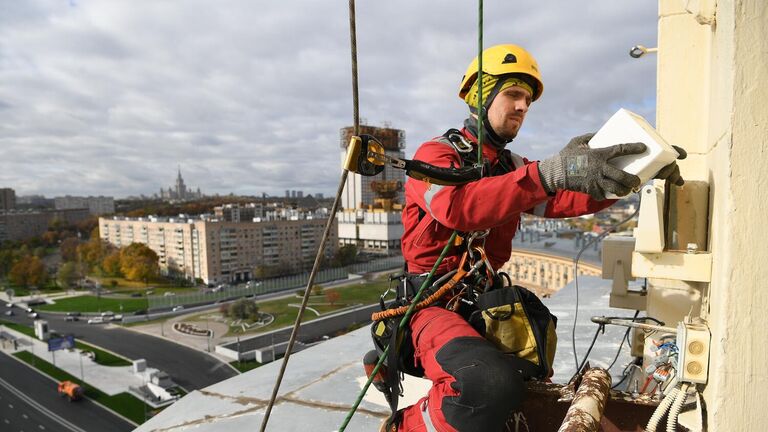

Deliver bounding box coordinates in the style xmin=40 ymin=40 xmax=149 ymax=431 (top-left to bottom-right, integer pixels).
xmin=0 ymin=188 xmax=15 ymax=211
xmin=54 ymin=195 xmax=115 ymax=215
xmin=159 ymin=168 xmax=203 ymax=202
xmin=338 ymin=124 xmax=406 ymax=255
xmin=99 ymin=213 xmax=337 ymax=285
xmin=0 ymin=209 xmax=90 ymax=242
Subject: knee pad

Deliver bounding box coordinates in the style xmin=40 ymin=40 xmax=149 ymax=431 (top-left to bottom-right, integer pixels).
xmin=435 ymin=336 xmax=525 ymax=431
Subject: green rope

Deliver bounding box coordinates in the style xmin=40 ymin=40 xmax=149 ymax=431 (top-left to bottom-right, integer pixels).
xmin=338 ymin=233 xmax=457 ymax=431
xmin=338 ymin=1 xmax=484 ymax=430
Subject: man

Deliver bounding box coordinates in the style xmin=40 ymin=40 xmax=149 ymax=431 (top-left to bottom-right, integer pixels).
xmin=378 ymin=44 xmax=684 ymax=431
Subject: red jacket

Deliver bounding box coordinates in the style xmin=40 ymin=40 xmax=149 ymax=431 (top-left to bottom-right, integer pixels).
xmin=401 ymin=128 xmax=615 ymax=274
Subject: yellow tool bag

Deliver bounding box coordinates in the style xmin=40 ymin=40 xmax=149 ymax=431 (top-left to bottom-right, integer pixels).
xmin=469 ymin=283 xmax=557 ymax=379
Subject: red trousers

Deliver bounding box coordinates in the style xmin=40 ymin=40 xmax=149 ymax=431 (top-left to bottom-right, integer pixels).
xmin=398 ymin=307 xmax=528 ymax=432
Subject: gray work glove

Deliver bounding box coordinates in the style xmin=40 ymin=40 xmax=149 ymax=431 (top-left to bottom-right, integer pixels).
xmin=538 ymin=133 xmax=645 ymax=200
xmin=653 ymin=145 xmax=687 ymax=186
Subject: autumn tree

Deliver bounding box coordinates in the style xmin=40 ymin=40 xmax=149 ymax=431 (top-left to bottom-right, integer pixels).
xmin=102 ymin=250 xmax=122 ymax=277
xmin=119 ymin=243 xmax=159 ymax=283
xmin=9 ymin=256 xmax=47 ymax=288
xmin=325 ymin=290 xmax=340 ymax=305
xmin=60 ymin=237 xmax=80 ymax=262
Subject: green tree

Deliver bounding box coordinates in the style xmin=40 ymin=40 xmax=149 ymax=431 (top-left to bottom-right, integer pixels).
xmin=332 ymin=244 xmax=357 ymax=267
xmin=119 ymin=243 xmax=159 ymax=284
xmin=57 ymin=262 xmax=78 ymax=288
xmin=228 ymin=299 xmax=260 ymax=321
xmin=0 ymin=250 xmax=13 ymax=278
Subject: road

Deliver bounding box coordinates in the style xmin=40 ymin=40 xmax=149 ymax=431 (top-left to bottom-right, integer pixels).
xmin=3 ymin=311 xmax=237 ymax=390
xmin=0 ymin=352 xmax=134 ymax=432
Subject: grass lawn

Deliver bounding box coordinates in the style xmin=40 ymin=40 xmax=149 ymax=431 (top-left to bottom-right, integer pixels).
xmin=220 ymin=274 xmax=397 ymax=337
xmin=37 ymin=295 xmax=148 ymax=313
xmin=94 ymin=276 xmax=200 ymax=296
xmin=229 ymin=360 xmax=264 ymax=373
xmin=1 ymin=320 xmax=131 ymax=367
xmin=13 ymin=351 xmax=155 ymax=424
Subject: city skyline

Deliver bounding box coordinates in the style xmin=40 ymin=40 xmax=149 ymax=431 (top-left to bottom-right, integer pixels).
xmin=1 ymin=1 xmax=657 ymax=198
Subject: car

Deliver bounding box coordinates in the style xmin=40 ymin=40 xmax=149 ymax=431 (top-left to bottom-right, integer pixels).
xmin=4 ymin=310 xmax=13 ymax=316
xmin=65 ymin=316 xmax=79 ymax=322
xmin=66 ymin=311 xmax=81 ymax=317
xmin=25 ymin=307 xmax=34 ymax=313
xmin=172 ymin=305 xmax=185 ymax=312
xmin=28 ymin=312 xmax=39 ymax=319
xmin=163 ymin=292 xmax=176 ymax=297
xmin=133 ymin=309 xmax=148 ymax=316
xmin=100 ymin=311 xmax=115 ymax=318
xmin=6 ymin=302 xmax=13 ymax=308
xmin=87 ymin=317 xmax=105 ymax=324
xmin=130 ymin=292 xmax=143 ymax=298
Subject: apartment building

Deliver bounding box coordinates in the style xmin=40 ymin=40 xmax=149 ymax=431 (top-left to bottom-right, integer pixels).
xmin=54 ymin=195 xmax=115 ymax=215
xmin=0 ymin=209 xmax=90 ymax=242
xmin=0 ymin=188 xmax=15 ymax=211
xmin=98 ymin=213 xmax=337 ymax=285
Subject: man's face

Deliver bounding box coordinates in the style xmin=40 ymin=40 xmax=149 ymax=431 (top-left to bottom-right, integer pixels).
xmin=486 ymin=85 xmax=532 ymax=141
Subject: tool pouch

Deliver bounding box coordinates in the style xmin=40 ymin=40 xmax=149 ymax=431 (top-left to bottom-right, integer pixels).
xmin=469 ymin=282 xmax=558 ymax=379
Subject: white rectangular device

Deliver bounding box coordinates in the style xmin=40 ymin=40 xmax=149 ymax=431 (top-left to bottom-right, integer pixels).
xmin=588 ymin=108 xmax=680 ymax=198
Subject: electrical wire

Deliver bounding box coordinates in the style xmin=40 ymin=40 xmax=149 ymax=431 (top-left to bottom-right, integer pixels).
xmin=570 ymin=195 xmax=642 ymax=375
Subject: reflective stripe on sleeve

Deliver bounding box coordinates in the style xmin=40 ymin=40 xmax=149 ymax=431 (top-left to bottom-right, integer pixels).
xmin=423 ymin=184 xmax=446 ymax=219
xmin=421 ymin=399 xmax=438 ymax=432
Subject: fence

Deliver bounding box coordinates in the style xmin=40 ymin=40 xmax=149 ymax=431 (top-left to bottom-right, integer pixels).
xmin=147 ymin=255 xmax=404 ymax=310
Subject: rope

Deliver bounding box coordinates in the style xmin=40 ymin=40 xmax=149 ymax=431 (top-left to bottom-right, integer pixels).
xmin=371 ymin=253 xmax=469 ymax=321
xmin=476 ymin=0 xmax=484 ymax=163
xmin=257 ymin=1 xmax=360 ymax=430
xmin=338 ymin=1 xmax=485 ymax=430
xmin=338 ymin=232 xmax=457 ymax=431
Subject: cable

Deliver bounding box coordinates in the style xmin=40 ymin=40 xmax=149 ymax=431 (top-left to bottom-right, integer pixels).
xmin=570 ymin=197 xmax=641 ymax=374
xmin=259 ymin=2 xmax=360 ymax=430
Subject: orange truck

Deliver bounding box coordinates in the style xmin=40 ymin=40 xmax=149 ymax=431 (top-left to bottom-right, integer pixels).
xmin=57 ymin=381 xmax=84 ymax=402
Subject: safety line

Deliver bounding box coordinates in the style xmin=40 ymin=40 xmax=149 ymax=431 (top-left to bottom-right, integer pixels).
xmin=338 ymin=1 xmax=485 ymax=430
xmin=257 ymin=2 xmax=361 ymax=430
xmin=476 ymin=0 xmax=484 ymax=163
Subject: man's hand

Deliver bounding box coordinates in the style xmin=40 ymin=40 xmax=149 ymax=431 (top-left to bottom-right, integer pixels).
xmin=653 ymin=145 xmax=687 ymax=186
xmin=538 ymin=133 xmax=646 ymax=200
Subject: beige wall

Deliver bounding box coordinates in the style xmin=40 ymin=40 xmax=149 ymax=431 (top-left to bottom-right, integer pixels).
xmin=656 ymin=0 xmax=768 ymax=428
xmin=99 ymin=217 xmax=337 ymax=285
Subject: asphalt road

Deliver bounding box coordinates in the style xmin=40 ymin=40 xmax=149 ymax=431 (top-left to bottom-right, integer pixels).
xmin=0 ymin=352 xmax=134 ymax=432
xmin=3 ymin=310 xmax=237 ymax=390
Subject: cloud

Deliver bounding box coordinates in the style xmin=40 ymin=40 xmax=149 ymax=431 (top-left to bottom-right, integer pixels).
xmin=0 ymin=0 xmax=658 ymax=198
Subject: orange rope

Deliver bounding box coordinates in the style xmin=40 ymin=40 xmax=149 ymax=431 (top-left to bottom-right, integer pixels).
xmin=371 ymin=252 xmax=471 ymax=321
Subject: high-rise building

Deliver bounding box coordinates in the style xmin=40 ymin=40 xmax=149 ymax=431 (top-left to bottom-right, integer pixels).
xmin=339 ymin=125 xmax=406 ymax=209
xmin=337 ymin=125 xmax=406 ymax=255
xmin=0 ymin=188 xmax=15 ymax=211
xmin=159 ymin=168 xmax=204 ymax=201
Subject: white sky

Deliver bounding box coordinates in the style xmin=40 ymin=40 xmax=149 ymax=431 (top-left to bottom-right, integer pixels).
xmin=0 ymin=1 xmax=658 ymax=198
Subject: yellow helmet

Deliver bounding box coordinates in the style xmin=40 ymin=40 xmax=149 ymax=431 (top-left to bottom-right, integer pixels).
xmin=458 ymin=44 xmax=544 ymax=102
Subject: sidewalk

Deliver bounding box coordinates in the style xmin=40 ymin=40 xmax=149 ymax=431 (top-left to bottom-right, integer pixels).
xmin=0 ymin=325 xmax=159 ymax=396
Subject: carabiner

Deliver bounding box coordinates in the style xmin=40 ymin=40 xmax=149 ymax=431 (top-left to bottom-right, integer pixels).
xmin=447 ymin=131 xmax=475 ymax=154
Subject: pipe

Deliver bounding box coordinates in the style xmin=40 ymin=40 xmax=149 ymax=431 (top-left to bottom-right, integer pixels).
xmin=645 ymin=385 xmax=681 ymax=432
xmin=557 ymin=368 xmax=611 ymax=432
xmin=666 ymin=383 xmax=690 ymax=432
